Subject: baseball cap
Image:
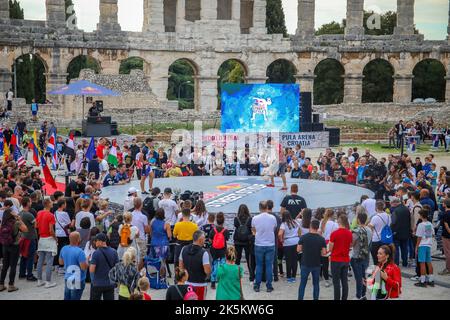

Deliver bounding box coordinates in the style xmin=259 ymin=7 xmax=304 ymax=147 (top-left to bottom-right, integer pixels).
xmin=95 ymin=233 xmax=107 ymax=242
xmin=128 ymin=187 xmax=138 ymax=195
xmin=164 ymin=187 xmax=173 ymax=194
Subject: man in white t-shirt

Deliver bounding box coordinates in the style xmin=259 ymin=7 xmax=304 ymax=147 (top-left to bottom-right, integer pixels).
xmin=75 ymin=200 xmax=95 ymax=229
xmin=251 ymin=201 xmax=277 ymax=293
xmin=158 ymin=188 xmax=179 ymax=227
xmin=6 ymin=88 xmax=13 ymax=111
xmin=123 ymin=187 xmax=138 ymax=212
xmin=368 ymin=200 xmax=391 ymax=265
xmin=361 ymin=195 xmax=377 ymax=219
xmin=131 ymin=197 xmax=150 ymax=263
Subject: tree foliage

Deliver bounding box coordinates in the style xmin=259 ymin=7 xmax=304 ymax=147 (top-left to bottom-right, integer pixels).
xmin=13 ymin=54 xmax=46 ymax=104
xmin=266 ymin=0 xmax=287 ymax=37
xmin=314 ymin=59 xmax=344 ymax=105
xmin=266 ymin=60 xmax=296 ymax=84
xmin=119 ymin=57 xmax=144 ymax=74
xmin=315 ymin=21 xmax=344 ymax=36
xmin=412 ymin=59 xmax=446 ymax=102
xmin=9 ymin=0 xmax=23 ymax=19
xmin=217 ymin=60 xmax=246 ymax=108
xmin=362 ymin=59 xmax=394 ymax=103
xmin=167 ymin=60 xmax=195 ymax=109
xmin=66 ymin=56 xmax=101 ymax=83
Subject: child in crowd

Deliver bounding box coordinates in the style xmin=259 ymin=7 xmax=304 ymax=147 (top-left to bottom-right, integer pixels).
xmin=138 ymin=277 xmax=152 ymax=300
xmin=201 ymin=213 xmax=215 ymax=250
xmin=415 ymin=209 xmax=435 ymax=287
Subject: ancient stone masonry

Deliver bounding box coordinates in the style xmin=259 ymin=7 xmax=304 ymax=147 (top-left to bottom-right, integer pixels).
xmin=0 ymin=0 xmax=450 ymax=123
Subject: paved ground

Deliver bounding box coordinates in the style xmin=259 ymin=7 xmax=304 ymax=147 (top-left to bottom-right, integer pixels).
xmin=1 ymin=258 xmax=449 ymax=300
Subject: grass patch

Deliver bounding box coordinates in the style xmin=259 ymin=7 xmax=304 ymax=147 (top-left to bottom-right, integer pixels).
xmin=324 ymin=120 xmax=394 ymax=133
xmin=340 ymin=142 xmax=448 ymax=155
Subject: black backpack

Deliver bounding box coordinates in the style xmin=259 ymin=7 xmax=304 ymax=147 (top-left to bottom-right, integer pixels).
xmin=235 ymin=218 xmax=250 ymax=243
xmin=143 ymin=196 xmax=157 ymax=220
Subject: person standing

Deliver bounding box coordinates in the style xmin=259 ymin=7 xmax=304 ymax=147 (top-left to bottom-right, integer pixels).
xmin=439 ymin=198 xmax=450 ymax=276
xmin=179 ymin=230 xmax=211 ymax=300
xmin=351 ymin=212 xmax=372 ymax=300
xmin=131 ymin=197 xmax=150 ymax=265
xmin=233 ymin=204 xmax=254 ymax=281
xmin=18 ymin=197 xmax=38 ymax=282
xmin=216 ymin=246 xmax=244 ymax=300
xmin=54 ymin=199 xmax=72 ymax=274
xmin=390 ymin=198 xmax=411 ymax=267
xmin=208 ymin=212 xmax=229 ymax=289
xmin=31 ymin=99 xmax=38 ymax=122
xmin=173 ymin=208 xmax=198 ymax=267
xmin=395 ymin=120 xmax=406 ymax=149
xmin=252 ymin=201 xmax=277 ymax=293
xmin=36 ymin=198 xmax=58 ymax=288
xmin=6 ymin=88 xmax=13 ymax=112
xmin=369 ymin=200 xmax=391 ymax=265
xmin=59 ymin=232 xmax=88 ymax=300
xmin=90 ymin=233 xmax=119 ymax=300
xmin=280 ymin=184 xmax=307 ymax=220
xmin=414 ymin=209 xmax=435 ymax=287
xmin=297 ymin=220 xmax=327 ymax=300
xmin=109 ymin=247 xmax=140 ymax=300
xmin=0 ymin=209 xmax=28 ymax=292
xmin=279 ymin=211 xmax=300 ymax=283
xmin=329 ymin=215 xmax=352 ymax=300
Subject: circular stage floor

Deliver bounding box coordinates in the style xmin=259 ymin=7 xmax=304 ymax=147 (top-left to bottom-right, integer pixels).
xmin=103 ymin=176 xmax=374 ymax=214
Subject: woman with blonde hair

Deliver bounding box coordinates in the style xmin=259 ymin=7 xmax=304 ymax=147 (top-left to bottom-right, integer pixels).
xmin=216 ymin=246 xmax=244 ymax=300
xmin=117 ymin=212 xmax=140 ymax=261
xmin=319 ymin=209 xmax=338 ymax=287
xmin=109 ymin=247 xmax=140 ymax=300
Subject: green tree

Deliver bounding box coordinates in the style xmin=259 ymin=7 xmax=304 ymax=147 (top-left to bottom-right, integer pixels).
xmin=362 ymin=59 xmax=394 ymax=102
xmin=217 ymin=60 xmax=246 ymax=108
xmin=313 ymin=59 xmax=344 ymax=105
xmin=66 ymin=56 xmax=101 ymax=83
xmin=412 ymin=59 xmax=446 ymax=102
xmin=266 ymin=60 xmax=296 ymax=84
xmin=14 ymin=54 xmax=47 ymax=104
xmin=119 ymin=57 xmax=144 ymax=74
xmin=167 ymin=60 xmax=195 ymax=109
xmin=266 ymin=0 xmax=287 ymax=36
xmin=9 ymin=0 xmax=23 ymax=19
xmin=315 ymin=21 xmax=344 ymax=35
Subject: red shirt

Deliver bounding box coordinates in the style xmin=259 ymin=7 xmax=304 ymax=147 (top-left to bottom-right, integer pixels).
xmin=36 ymin=210 xmax=55 ymax=238
xmin=345 ymin=166 xmax=357 ymax=184
xmin=97 ymin=145 xmax=105 ymax=160
xmin=330 ymin=228 xmax=352 ymax=263
xmin=142 ymin=292 xmax=152 ymax=300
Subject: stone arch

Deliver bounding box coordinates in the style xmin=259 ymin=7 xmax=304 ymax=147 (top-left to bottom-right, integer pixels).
xmin=362 ymin=58 xmax=394 ymax=103
xmin=186 ymin=0 xmax=201 ymax=22
xmin=266 ymin=59 xmax=297 ymax=84
xmin=66 ymin=55 xmax=101 ymax=83
xmin=12 ymin=53 xmax=48 ymax=104
xmin=119 ymin=56 xmax=150 ymax=75
xmin=412 ymin=59 xmax=446 ymax=102
xmin=313 ymin=58 xmax=344 ymax=105
xmin=167 ymin=58 xmax=199 ymax=110
xmin=217 ymin=0 xmax=232 ymax=20
xmin=217 ymin=58 xmax=248 ymax=109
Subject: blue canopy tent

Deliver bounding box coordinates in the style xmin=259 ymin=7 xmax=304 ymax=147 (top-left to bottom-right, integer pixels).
xmin=47 ymin=80 xmax=120 ymax=117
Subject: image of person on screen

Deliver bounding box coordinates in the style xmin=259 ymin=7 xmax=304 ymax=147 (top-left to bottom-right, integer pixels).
xmin=251 ymin=97 xmax=271 ymax=122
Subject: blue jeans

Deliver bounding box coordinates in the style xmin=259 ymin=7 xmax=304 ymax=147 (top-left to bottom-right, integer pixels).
xmin=298 ymin=266 xmax=320 ymax=300
xmin=64 ymin=279 xmax=86 ymax=300
xmin=19 ymin=239 xmax=37 ymax=278
xmin=254 ymin=245 xmax=275 ymax=289
xmin=350 ymin=258 xmax=369 ymax=299
xmin=394 ymin=237 xmax=409 ymax=267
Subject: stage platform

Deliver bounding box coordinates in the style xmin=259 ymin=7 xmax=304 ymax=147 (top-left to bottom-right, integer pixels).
xmin=102 ymin=176 xmax=374 ymax=214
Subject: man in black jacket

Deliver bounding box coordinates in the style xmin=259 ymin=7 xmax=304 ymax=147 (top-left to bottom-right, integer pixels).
xmin=395 ymin=120 xmax=406 ymax=149
xmin=390 ymin=197 xmax=411 ymax=267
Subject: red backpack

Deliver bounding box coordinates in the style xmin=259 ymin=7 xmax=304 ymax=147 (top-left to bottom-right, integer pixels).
xmin=212 ymin=227 xmax=226 ymax=249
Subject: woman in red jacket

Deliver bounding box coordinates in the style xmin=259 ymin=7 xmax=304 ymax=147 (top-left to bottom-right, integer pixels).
xmin=367 ymin=244 xmax=402 ymax=299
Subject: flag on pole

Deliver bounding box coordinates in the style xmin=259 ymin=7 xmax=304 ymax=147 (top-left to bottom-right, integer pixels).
xmin=86 ymin=137 xmax=96 ymax=161
xmin=30 ymin=138 xmax=40 ymax=166
xmin=67 ymin=131 xmax=75 ymax=151
xmin=40 ymin=156 xmax=57 ymax=189
xmin=3 ymin=141 xmax=10 ymax=160
xmin=13 ymin=147 xmax=26 ymax=167
xmin=0 ymin=130 xmax=4 ymax=157
xmin=33 ymin=129 xmax=41 ymax=155
xmin=107 ymin=139 xmax=118 ymax=167
xmin=46 ymin=131 xmax=58 ymax=170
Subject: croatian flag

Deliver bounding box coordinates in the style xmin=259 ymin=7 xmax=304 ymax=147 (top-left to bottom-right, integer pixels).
xmin=46 ymin=131 xmax=58 ymax=170
xmin=13 ymin=147 xmax=26 ymax=167
xmin=40 ymin=156 xmax=57 ymax=189
xmin=11 ymin=126 xmax=20 ymax=150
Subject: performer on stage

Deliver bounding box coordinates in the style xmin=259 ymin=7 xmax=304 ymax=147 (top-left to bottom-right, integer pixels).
xmin=267 ymin=137 xmax=288 ymax=191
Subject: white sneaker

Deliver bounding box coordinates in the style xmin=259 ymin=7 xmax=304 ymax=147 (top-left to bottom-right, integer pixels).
xmin=44 ymin=282 xmax=57 ymax=289
xmin=324 ymin=280 xmax=331 ymax=288
xmin=36 ymin=280 xmax=46 ymax=287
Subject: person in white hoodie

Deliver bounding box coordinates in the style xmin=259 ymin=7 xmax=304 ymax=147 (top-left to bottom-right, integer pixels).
xmin=123 ymin=187 xmax=138 ymax=213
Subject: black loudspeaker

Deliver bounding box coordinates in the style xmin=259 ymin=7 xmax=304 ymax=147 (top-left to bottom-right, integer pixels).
xmin=300 ymin=123 xmax=313 ymax=132
xmin=70 ymin=129 xmax=82 ymax=137
xmin=326 ymin=128 xmax=341 ymax=147
xmin=95 ymin=100 xmax=104 ymax=112
xmin=313 ymin=113 xmax=320 ymax=123
xmin=111 ymin=122 xmax=119 ymax=136
xmin=300 ymin=92 xmax=312 ymax=124
xmin=312 ymin=123 xmax=324 ymax=132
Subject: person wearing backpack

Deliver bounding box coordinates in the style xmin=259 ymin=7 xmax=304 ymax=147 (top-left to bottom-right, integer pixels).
xmin=390 ymin=197 xmax=411 ymax=267
xmin=117 ymin=212 xmax=140 ymax=261
xmin=369 ymin=200 xmax=392 ymax=265
xmin=109 ymin=247 xmax=140 ymax=300
xmin=351 ymin=211 xmax=372 ymax=300
xmin=208 ymin=212 xmax=230 ymax=289
xmin=179 ymin=230 xmax=211 ymax=300
xmin=0 ymin=208 xmax=28 ymax=292
xmin=142 ymin=187 xmax=160 ymax=221
xmin=233 ymin=204 xmax=254 ymax=282
xmin=165 ymin=267 xmax=197 ymax=300
xmin=107 ymin=214 xmax=123 ymax=250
